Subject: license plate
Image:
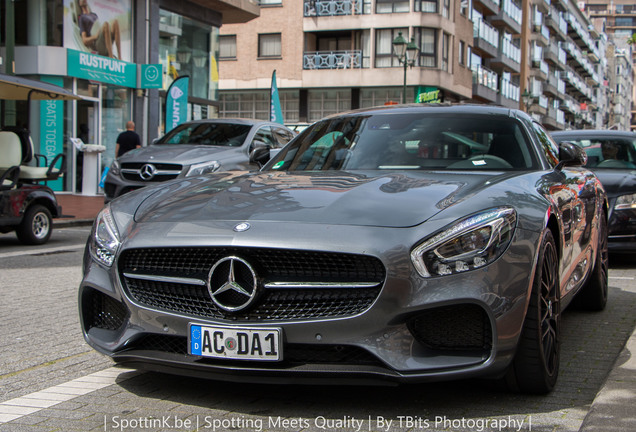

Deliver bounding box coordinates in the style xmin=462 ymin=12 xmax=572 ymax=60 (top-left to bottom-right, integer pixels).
xmin=189 ymin=324 xmax=282 ymax=361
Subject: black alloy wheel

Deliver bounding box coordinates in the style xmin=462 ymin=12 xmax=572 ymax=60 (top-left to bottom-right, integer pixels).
xmin=575 ymin=214 xmax=609 ymax=311
xmin=507 ymin=229 xmax=560 ymax=394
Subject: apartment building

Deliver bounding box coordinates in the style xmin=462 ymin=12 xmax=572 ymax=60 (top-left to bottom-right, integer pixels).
xmin=218 ymin=0 xmax=474 ymax=123
xmin=218 ymin=0 xmax=609 ymax=131
xmin=584 ymin=0 xmax=635 ymax=131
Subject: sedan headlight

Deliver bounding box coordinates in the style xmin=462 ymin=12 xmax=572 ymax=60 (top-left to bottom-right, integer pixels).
xmin=615 ymin=193 xmax=636 ymax=210
xmin=411 ymin=207 xmax=517 ymax=277
xmin=89 ymin=205 xmax=121 ymax=267
xmin=186 ymin=160 xmax=220 ymax=177
xmin=109 ymin=159 xmax=121 ymax=176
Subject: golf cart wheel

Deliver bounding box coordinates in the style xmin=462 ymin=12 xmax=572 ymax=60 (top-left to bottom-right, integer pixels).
xmin=17 ymin=204 xmax=53 ymax=245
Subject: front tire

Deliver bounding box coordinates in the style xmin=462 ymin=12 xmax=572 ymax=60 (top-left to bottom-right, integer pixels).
xmin=16 ymin=204 xmax=52 ymax=245
xmin=507 ymin=229 xmax=560 ymax=394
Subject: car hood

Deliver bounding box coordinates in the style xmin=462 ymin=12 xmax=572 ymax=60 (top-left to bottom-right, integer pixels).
xmin=593 ymin=169 xmax=636 ymax=198
xmin=132 ymin=170 xmax=523 ymax=228
xmin=119 ymin=144 xmax=238 ymax=164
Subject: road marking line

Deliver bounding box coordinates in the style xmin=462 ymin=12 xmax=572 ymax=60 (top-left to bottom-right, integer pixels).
xmin=0 ymin=244 xmax=85 ymax=259
xmin=609 ymin=276 xmax=635 ymax=280
xmin=0 ymin=367 xmax=139 ymax=424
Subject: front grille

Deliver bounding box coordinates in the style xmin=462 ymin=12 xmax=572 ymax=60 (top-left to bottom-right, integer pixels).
xmin=129 ymin=335 xmax=383 ymax=366
xmin=407 ymin=304 xmax=492 ymax=351
xmin=119 ymin=247 xmax=385 ymax=321
xmin=83 ymin=289 xmax=128 ymax=331
xmin=120 ymin=162 xmax=182 ymax=182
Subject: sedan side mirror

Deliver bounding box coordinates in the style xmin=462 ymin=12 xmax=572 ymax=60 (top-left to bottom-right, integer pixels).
xmin=249 ymin=140 xmax=271 ymax=166
xmin=557 ymin=142 xmax=587 ymax=168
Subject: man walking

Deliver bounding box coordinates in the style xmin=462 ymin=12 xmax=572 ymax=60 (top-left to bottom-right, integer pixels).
xmin=116 ymin=121 xmax=141 ymax=157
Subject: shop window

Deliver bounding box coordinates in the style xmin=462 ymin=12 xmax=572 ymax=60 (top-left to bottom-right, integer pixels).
xmin=259 ymin=33 xmax=282 ymax=58
xmin=220 ymin=35 xmax=237 ymax=59
xmin=159 ymin=9 xmax=217 ymax=101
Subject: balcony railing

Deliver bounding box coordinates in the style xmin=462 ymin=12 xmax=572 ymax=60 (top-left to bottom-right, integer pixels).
xmin=472 ymin=64 xmax=499 ymax=92
xmin=304 ymin=0 xmax=364 ymax=17
xmin=501 ymin=79 xmax=520 ymax=101
xmin=501 ymin=38 xmax=521 ymax=64
xmin=474 ymin=19 xmax=500 ymax=49
xmin=303 ymin=50 xmax=363 ymax=69
xmin=503 ymin=0 xmax=523 ymax=26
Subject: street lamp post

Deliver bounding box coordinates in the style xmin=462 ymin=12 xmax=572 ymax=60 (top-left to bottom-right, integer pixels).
xmin=521 ymin=89 xmax=533 ymax=112
xmin=392 ymin=31 xmax=419 ymax=104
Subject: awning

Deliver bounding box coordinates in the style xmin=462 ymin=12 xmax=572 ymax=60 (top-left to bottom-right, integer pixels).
xmin=0 ymin=73 xmax=81 ymax=101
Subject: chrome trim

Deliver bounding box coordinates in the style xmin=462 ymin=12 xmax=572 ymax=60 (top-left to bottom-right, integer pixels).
xmin=123 ymin=273 xmax=206 ymax=286
xmin=264 ymin=282 xmax=379 ymax=289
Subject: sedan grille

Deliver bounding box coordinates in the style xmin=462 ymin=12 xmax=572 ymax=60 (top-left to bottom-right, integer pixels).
xmin=119 ymin=247 xmax=385 ymax=321
xmin=120 ymin=162 xmax=182 ymax=182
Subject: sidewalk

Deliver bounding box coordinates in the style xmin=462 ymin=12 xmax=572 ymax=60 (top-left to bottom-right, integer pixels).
xmin=54 ymin=193 xmax=105 ymax=227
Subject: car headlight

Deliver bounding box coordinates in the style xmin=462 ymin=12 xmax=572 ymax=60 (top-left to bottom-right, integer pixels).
xmin=411 ymin=207 xmax=517 ymax=277
xmin=110 ymin=159 xmax=121 ymax=176
xmin=89 ymin=205 xmax=121 ymax=267
xmin=186 ymin=160 xmax=220 ymax=177
xmin=615 ymin=193 xmax=636 ymax=210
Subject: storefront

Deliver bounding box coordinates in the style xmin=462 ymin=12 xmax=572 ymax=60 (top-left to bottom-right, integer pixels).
xmin=1 ymin=0 xmax=226 ymax=194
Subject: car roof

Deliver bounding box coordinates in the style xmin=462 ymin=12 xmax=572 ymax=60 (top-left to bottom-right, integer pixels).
xmin=551 ymin=130 xmax=636 ymax=138
xmin=322 ymin=103 xmax=527 ymax=119
xmin=178 ymin=118 xmax=290 ymax=128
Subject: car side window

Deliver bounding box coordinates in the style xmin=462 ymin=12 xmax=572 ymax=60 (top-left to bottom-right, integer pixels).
xmin=252 ymin=126 xmax=276 ymax=149
xmin=532 ymin=122 xmax=559 ymax=168
xmin=271 ymin=127 xmax=294 ymax=148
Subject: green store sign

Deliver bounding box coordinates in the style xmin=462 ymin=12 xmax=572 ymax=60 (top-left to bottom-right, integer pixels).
xmin=67 ymin=49 xmax=137 ymax=88
xmin=415 ymin=86 xmax=443 ymax=104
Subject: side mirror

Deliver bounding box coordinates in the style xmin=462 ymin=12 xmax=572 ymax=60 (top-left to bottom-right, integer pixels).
xmin=558 ymin=142 xmax=587 ymax=168
xmin=250 ymin=141 xmax=271 ymax=166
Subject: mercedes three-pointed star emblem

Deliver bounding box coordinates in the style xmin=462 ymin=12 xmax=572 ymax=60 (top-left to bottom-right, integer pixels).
xmin=207 ymin=256 xmax=258 ymax=312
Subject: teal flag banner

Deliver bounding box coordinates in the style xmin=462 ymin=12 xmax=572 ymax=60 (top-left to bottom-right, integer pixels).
xmin=166 ymin=76 xmax=190 ymax=132
xmin=39 ymin=76 xmax=64 ymax=191
xmin=270 ymin=70 xmax=284 ymax=125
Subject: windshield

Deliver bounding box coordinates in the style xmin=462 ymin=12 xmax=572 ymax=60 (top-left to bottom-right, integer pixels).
xmin=157 ymin=123 xmax=252 ymax=146
xmin=266 ymin=113 xmax=537 ymax=172
xmin=557 ymin=136 xmax=636 ymax=169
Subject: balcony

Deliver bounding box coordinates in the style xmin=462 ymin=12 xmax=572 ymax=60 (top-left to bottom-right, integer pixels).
xmin=303 ymin=50 xmax=363 ymax=69
xmin=473 ymin=19 xmax=500 ymax=58
xmin=472 ymin=64 xmax=499 ymax=103
xmin=491 ymin=0 xmax=522 ymax=34
xmin=303 ymin=0 xmax=364 ymax=17
xmin=497 ymin=79 xmax=520 ymax=108
xmin=490 ymin=38 xmax=521 ymax=72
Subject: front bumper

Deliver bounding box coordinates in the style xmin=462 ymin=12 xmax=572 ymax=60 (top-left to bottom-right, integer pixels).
xmin=79 ymin=222 xmax=538 ymax=385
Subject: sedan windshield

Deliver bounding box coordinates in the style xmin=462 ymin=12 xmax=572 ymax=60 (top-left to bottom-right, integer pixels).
xmin=267 ymin=113 xmax=537 ymax=171
xmin=563 ymin=136 xmax=636 ymax=169
xmin=157 ymin=123 xmax=252 ymax=146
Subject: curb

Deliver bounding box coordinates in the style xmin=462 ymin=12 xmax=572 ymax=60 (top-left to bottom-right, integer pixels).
xmin=53 ymin=218 xmax=95 ymax=228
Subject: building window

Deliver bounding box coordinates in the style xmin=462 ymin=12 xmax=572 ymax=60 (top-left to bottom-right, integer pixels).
xmin=219 ymin=35 xmax=237 ymax=59
xmin=375 ymin=28 xmax=408 ymax=67
xmin=308 ymin=89 xmax=351 ymax=122
xmin=414 ymin=27 xmax=437 ymax=68
xmin=376 ymin=0 xmax=410 ymax=13
xmin=360 ymin=87 xmax=414 ymax=108
xmin=442 ymin=33 xmax=450 ymax=72
xmin=259 ymin=33 xmax=282 ymax=58
xmin=442 ymin=0 xmax=450 ymax=18
xmin=460 ymin=0 xmax=469 ymax=16
xmin=459 ymin=41 xmax=465 ymax=66
xmin=415 ymin=0 xmax=437 ymax=13
xmin=219 ymin=91 xmax=299 ymax=122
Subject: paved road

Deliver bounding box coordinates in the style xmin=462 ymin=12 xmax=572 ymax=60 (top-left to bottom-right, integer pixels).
xmin=0 ymin=233 xmax=634 ymax=432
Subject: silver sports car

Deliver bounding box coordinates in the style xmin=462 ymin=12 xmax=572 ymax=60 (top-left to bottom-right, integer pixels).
xmin=80 ymin=105 xmax=608 ymax=394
